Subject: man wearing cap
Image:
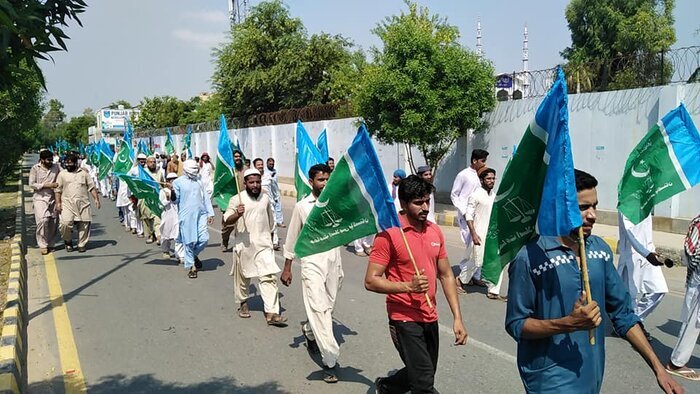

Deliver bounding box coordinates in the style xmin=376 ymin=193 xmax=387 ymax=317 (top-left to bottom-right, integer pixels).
xmin=263 ymin=157 xmax=284 ymax=250
xmin=159 ymin=172 xmax=184 ymax=262
xmin=172 ymin=160 xmax=215 ymax=278
xmin=224 ymin=168 xmax=286 ymax=326
xmin=415 ymin=165 xmax=435 ymax=223
xmin=29 ymin=150 xmax=61 ymax=255
xmin=389 ymin=169 xmax=406 ymax=213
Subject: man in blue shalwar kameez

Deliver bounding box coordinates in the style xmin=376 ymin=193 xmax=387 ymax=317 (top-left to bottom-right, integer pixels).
xmin=505 ymin=169 xmax=682 ymax=394
xmin=173 ymin=160 xmax=214 ymax=278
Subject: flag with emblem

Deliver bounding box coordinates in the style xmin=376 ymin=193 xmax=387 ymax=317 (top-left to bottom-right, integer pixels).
xmin=165 ymin=128 xmax=175 ymax=156
xmin=97 ymin=139 xmax=114 ymax=180
xmin=113 ymin=140 xmax=134 ymax=174
xmin=137 ymin=139 xmax=152 ymax=158
xmin=212 ymin=114 xmax=238 ymax=210
xmin=294 ymin=125 xmax=400 ymax=258
xmin=124 ymin=120 xmax=136 ymax=160
xmin=618 ymin=104 xmax=700 ymax=224
xmin=482 ymin=67 xmax=582 ymax=285
xmin=295 ymin=121 xmax=326 ymax=201
xmin=317 ymin=128 xmax=329 ymax=162
xmin=117 ymin=165 xmax=163 ymax=217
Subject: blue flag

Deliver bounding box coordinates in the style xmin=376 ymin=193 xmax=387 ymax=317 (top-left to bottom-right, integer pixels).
xmin=124 ymin=120 xmax=136 ymax=160
xmin=295 ymin=121 xmax=326 ymax=201
xmin=317 ymin=128 xmax=329 ymax=162
xmin=294 ymin=125 xmax=401 ymax=257
xmin=118 ymin=165 xmax=163 ymax=217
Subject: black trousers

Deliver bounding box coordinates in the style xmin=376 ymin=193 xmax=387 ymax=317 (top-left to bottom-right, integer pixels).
xmin=381 ymin=320 xmax=439 ymax=394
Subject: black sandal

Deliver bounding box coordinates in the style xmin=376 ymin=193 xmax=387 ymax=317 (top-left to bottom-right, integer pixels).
xmin=323 ymin=365 xmax=339 ymax=383
xmin=266 ymin=314 xmax=288 ymax=327
xmin=187 ymin=269 xmax=198 ymax=279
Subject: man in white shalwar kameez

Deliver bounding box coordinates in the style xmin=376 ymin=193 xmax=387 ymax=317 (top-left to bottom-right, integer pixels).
xmin=225 ymin=169 xmax=287 ymax=326
xmin=617 ymin=211 xmax=668 ymax=335
xmin=451 ymin=149 xmax=489 ymax=288
xmin=262 ymin=157 xmax=283 ymax=249
xmin=159 ymin=173 xmax=184 ymax=262
xmin=173 ymin=160 xmax=214 ymax=278
xmin=457 ymin=168 xmax=505 ymax=300
xmin=281 ymin=163 xmax=343 ymax=383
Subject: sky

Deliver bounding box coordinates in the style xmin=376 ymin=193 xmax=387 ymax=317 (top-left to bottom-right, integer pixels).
xmin=41 ymin=0 xmax=699 ymax=117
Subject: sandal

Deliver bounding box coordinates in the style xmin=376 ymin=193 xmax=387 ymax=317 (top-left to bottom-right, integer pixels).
xmin=487 ymin=293 xmax=508 ymax=302
xmin=323 ymin=365 xmax=339 ymax=383
xmin=665 ymin=365 xmax=700 ymax=381
xmin=238 ymin=302 xmax=251 ymax=319
xmin=456 ymin=285 xmax=467 ymax=295
xmin=266 ymin=313 xmax=288 ymax=327
xmin=187 ymin=269 xmax=198 ymax=279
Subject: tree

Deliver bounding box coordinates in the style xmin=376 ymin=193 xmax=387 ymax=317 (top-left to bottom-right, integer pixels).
xmin=63 ymin=110 xmax=95 ymax=145
xmin=42 ymin=99 xmax=67 ymax=130
xmin=212 ymin=0 xmax=361 ymax=117
xmin=0 ymin=61 xmax=43 ymax=180
xmin=562 ymin=0 xmax=676 ymax=90
xmin=0 ymin=0 xmax=87 ymax=89
xmin=135 ymin=96 xmax=187 ymax=129
xmin=179 ymin=94 xmax=223 ymax=125
xmin=108 ymin=100 xmax=132 ymax=109
xmin=355 ymin=1 xmax=495 ymax=173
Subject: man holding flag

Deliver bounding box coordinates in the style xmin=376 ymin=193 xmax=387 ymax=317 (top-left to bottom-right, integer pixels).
xmin=281 ymin=163 xmax=343 ymax=383
xmin=368 ymin=175 xmax=467 ymax=393
xmin=494 ymin=68 xmax=681 ymax=393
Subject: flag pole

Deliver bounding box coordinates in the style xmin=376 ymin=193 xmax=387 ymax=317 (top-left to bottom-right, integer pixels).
xmin=399 ymin=228 xmax=434 ymax=309
xmin=578 ymin=226 xmax=595 ymax=345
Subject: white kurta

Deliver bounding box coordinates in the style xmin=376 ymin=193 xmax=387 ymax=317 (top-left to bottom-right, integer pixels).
xmin=464 ymin=187 xmax=495 ymax=268
xmin=451 ymin=167 xmax=480 ymax=245
xmin=388 ymin=181 xmax=402 ymax=213
xmin=617 ymin=212 xmax=668 ymax=294
xmin=224 ymin=191 xmax=279 ymax=278
xmin=159 ymin=188 xmax=179 ymax=240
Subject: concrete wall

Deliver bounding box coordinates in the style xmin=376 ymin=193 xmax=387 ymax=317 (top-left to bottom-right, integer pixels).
xmin=145 ymin=82 xmax=700 ymax=223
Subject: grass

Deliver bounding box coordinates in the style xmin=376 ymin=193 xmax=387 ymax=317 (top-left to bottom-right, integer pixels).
xmin=0 ymin=177 xmax=19 ymax=329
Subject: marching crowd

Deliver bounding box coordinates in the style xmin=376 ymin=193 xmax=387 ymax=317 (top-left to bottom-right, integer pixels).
xmin=27 ymin=144 xmax=700 ymax=393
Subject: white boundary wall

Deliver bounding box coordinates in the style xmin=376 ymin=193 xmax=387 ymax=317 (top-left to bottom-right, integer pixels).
xmin=147 ymin=82 xmax=700 ymax=221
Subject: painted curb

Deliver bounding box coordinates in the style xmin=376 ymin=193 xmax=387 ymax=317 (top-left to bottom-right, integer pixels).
xmin=0 ymin=166 xmax=26 ymax=393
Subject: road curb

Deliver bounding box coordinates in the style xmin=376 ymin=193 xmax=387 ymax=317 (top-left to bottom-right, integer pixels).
xmin=0 ymin=166 xmax=27 ymax=394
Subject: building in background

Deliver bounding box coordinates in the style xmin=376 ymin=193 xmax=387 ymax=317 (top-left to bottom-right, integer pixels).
xmin=90 ymin=105 xmax=140 ymax=144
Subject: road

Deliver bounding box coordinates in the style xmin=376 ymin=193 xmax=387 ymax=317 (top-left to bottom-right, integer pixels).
xmin=22 ymin=158 xmax=700 ymax=393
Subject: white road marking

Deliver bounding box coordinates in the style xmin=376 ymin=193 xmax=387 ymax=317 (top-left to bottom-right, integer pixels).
xmin=438 ymin=323 xmax=517 ymax=364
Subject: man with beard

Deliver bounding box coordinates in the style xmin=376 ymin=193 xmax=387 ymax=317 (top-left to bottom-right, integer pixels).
xmin=225 ymin=169 xmax=286 ymax=327
xmin=199 ymin=152 xmax=214 ymax=197
xmin=167 ymin=153 xmax=179 ymax=176
xmin=505 ymin=169 xmax=682 ymax=394
xmin=457 ymin=168 xmax=504 ymax=300
xmin=281 ymin=163 xmax=343 ymax=383
xmin=221 ymin=150 xmax=248 ymax=252
xmin=140 ymin=155 xmax=165 ymax=244
xmin=263 ymin=157 xmax=284 ymax=228
xmin=172 ymin=160 xmax=215 ymax=278
xmin=55 ymin=153 xmax=101 ymax=252
xmin=29 ymin=150 xmax=61 ymax=255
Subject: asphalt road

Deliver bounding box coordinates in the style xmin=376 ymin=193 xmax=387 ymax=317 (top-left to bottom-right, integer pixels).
xmin=23 ymin=161 xmax=700 ymax=393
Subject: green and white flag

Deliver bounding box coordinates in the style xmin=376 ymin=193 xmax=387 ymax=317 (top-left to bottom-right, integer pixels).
xmin=213 ymin=115 xmax=238 ymax=210
xmin=165 ymin=128 xmax=175 ymax=156
xmin=97 ymin=139 xmax=113 ymax=180
xmin=118 ymin=165 xmax=163 ymax=217
xmin=294 ymin=125 xmax=400 ymax=258
xmin=618 ymin=104 xmax=700 ymax=224
xmin=113 ymin=140 xmax=134 ymax=174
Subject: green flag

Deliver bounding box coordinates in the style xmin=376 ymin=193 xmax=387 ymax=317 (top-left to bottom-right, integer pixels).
xmin=113 ymin=140 xmax=134 ymax=174
xmin=165 ymin=128 xmax=175 ymax=156
xmin=118 ymin=165 xmax=163 ymax=217
xmin=97 ymin=140 xmax=113 ymax=180
xmin=213 ymin=115 xmax=238 ymax=210
xmin=618 ymin=104 xmax=700 ymax=224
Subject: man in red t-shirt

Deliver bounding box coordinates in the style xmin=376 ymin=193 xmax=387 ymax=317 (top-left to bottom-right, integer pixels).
xmin=366 ymin=175 xmax=468 ymax=393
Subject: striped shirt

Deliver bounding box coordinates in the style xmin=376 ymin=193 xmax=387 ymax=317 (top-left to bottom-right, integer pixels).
xmin=684 ymin=215 xmax=700 ymax=287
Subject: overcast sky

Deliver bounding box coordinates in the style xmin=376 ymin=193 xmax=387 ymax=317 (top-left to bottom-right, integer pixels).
xmin=41 ymin=0 xmax=699 ymax=117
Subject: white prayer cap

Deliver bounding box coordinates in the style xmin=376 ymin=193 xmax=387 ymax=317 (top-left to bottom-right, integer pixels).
xmin=243 ymin=168 xmax=261 ymax=179
xmin=137 ymin=153 xmax=147 ymax=159
xmin=166 ymin=172 xmax=178 ymax=180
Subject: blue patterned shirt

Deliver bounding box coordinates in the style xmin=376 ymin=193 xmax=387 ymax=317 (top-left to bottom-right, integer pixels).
xmin=506 ymin=235 xmax=640 ymax=394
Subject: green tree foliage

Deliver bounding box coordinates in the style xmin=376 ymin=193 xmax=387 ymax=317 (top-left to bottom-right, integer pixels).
xmin=62 ymin=109 xmax=95 ymax=145
xmin=0 ymin=62 xmax=44 ymax=180
xmin=212 ymin=0 xmax=362 ymax=117
xmin=180 ymin=94 xmax=223 ymax=125
xmin=0 ymin=0 xmax=87 ymax=89
xmin=42 ymin=99 xmax=67 ymax=130
xmin=562 ymin=0 xmax=676 ymax=91
xmin=355 ymin=1 xmax=495 ymax=173
xmin=108 ymin=100 xmax=132 ymax=109
xmin=135 ymin=96 xmax=188 ymax=129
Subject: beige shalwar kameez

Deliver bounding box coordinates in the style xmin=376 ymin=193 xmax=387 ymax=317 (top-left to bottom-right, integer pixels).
xmin=139 ymin=167 xmax=164 ymax=240
xmin=56 ymin=168 xmax=96 ymax=248
xmin=29 ymin=162 xmax=60 ymax=249
xmin=284 ymin=194 xmax=344 ymax=368
xmin=224 ymin=191 xmax=281 ymax=314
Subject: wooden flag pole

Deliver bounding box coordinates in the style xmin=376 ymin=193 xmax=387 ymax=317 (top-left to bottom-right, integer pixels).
xmin=399 ymin=228 xmax=434 ymax=309
xmin=234 ymin=168 xmax=243 ymax=205
xmin=578 ymin=226 xmax=595 ymax=345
